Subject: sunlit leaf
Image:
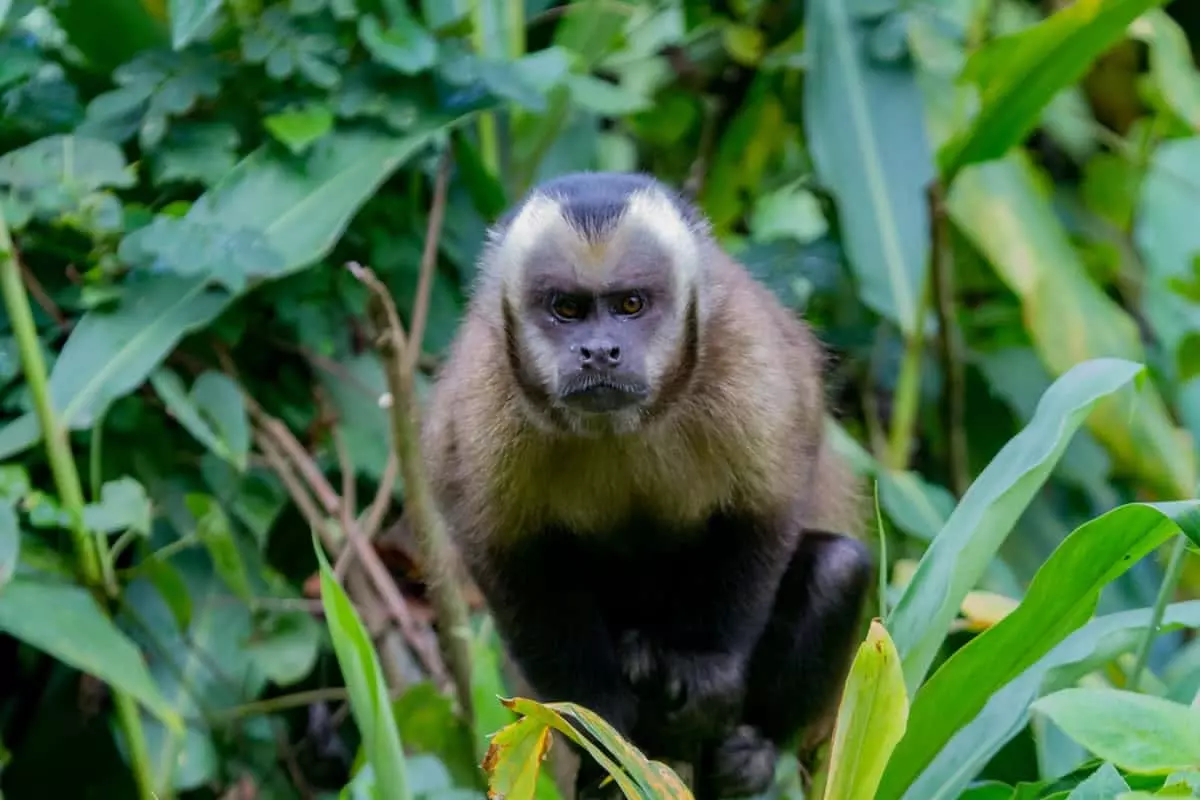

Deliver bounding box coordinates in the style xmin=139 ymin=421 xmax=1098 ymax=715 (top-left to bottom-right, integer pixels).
xmin=821 ymin=620 xmax=908 ymax=800
xmin=886 ymin=358 xmax=1146 ymax=693
xmin=1132 ymin=10 xmax=1200 ymax=131
xmin=83 ymin=476 xmax=152 ymax=536
xmin=939 ymin=0 xmax=1171 ymax=178
xmin=1034 ymin=688 xmax=1200 ymax=775
xmin=264 ymin=103 xmax=334 ymax=153
xmin=882 ymin=501 xmax=1200 ymax=797
xmin=804 ymin=0 xmax=935 ymax=336
xmin=894 ymin=600 xmax=1200 ymax=800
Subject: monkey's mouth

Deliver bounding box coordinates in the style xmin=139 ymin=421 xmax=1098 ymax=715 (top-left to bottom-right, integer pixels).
xmin=558 ymin=374 xmax=650 ymax=413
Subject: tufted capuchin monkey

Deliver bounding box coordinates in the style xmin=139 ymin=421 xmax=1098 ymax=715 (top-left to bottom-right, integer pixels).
xmin=420 ymin=172 xmax=873 ymax=800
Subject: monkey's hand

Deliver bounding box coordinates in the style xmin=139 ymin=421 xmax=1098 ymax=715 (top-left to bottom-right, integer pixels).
xmin=618 ymin=631 xmax=745 ymax=740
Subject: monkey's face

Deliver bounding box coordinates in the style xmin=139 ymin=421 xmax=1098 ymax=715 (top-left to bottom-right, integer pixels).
xmin=490 ymin=182 xmax=702 ymax=433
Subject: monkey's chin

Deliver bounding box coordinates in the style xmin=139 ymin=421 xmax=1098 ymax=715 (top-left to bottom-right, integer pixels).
xmin=557 ymin=375 xmax=650 ymax=415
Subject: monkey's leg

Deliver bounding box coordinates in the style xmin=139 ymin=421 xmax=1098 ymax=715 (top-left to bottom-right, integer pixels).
xmin=469 ymin=534 xmax=638 ymax=800
xmin=701 ymin=530 xmax=873 ymax=798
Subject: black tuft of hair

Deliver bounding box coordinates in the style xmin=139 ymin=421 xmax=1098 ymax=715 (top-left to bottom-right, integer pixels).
xmin=495 ymin=171 xmax=703 ymax=241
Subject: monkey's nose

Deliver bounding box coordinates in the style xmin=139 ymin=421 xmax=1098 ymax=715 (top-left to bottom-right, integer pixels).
xmin=579 ymin=340 xmax=621 ymax=368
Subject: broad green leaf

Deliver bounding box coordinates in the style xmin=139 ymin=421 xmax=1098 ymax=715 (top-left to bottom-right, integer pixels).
xmin=168 ymin=0 xmax=223 ymax=49
xmin=881 ymin=501 xmax=1200 ymax=796
xmin=1134 ymin=137 xmax=1200 ymax=386
xmin=939 ymin=0 xmax=1171 ymax=178
xmin=358 ymin=13 xmax=438 ymax=75
xmin=150 ymin=368 xmax=242 ymax=469
xmin=894 ymin=600 xmax=1200 ymax=800
xmin=83 ymin=476 xmax=152 ymax=536
xmin=804 ymin=0 xmax=935 ymax=336
xmin=188 ymin=372 xmax=249 ymax=469
xmin=0 ymin=573 xmax=180 ymax=730
xmin=392 ymin=682 xmax=482 ymax=790
xmin=0 ymin=502 xmax=17 ymax=587
xmin=264 ymin=103 xmax=334 ymax=153
xmin=52 ymin=0 xmax=169 ymax=73
xmin=242 ymin=609 xmax=321 ymax=687
xmin=0 ymin=122 xmax=464 ymax=461
xmin=1034 ymin=688 xmax=1200 ymax=775
xmin=0 ymin=134 xmax=135 ymax=230
xmin=315 ymin=534 xmax=411 ymax=800
xmin=749 ymin=184 xmax=829 ymax=245
xmin=945 ymin=149 xmax=1194 ymax=500
xmin=1067 ymin=763 xmax=1132 ymax=799
xmin=186 ymin=493 xmax=252 ymax=602
xmin=886 ymin=358 xmax=1146 ymax=693
xmin=1132 ymin=10 xmax=1200 ymax=131
xmin=122 ymin=547 xmax=270 ymax=790
xmin=821 ymin=620 xmax=908 ymax=800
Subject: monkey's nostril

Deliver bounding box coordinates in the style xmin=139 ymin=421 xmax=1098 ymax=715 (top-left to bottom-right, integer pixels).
xmin=579 ymin=346 xmax=593 ymax=360
xmin=610 ymin=346 xmax=621 ymax=362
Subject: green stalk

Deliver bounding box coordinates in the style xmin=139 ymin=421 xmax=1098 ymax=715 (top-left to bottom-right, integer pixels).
xmin=0 ymin=210 xmax=160 ymax=800
xmin=471 ymin=0 xmax=501 ymax=179
xmin=885 ymin=290 xmax=930 ymax=470
xmin=1129 ymin=535 xmax=1189 ymax=692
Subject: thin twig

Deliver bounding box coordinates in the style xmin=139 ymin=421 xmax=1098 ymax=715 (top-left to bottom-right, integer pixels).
xmin=360 ymin=452 xmax=399 ymax=539
xmin=20 ymin=261 xmax=69 ymax=331
xmin=1130 ymin=535 xmax=1190 ymax=692
xmin=349 ymin=260 xmax=476 ymax=725
xmin=407 ymin=152 xmax=453 ymax=375
xmin=928 ymin=183 xmax=969 ymax=496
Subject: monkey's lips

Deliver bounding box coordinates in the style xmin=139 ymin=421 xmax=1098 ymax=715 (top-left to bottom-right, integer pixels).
xmin=558 ymin=374 xmax=650 ymax=413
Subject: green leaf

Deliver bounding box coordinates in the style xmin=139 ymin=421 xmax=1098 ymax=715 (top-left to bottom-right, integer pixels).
xmin=0 ymin=121 xmax=464 ymax=462
xmin=1134 ymin=137 xmax=1200 ymax=388
xmin=168 ymin=0 xmax=223 ymax=49
xmin=0 ymin=573 xmax=180 ymax=730
xmin=1132 ymin=10 xmax=1200 ymax=131
xmin=186 ymin=493 xmax=252 ymax=602
xmin=52 ymin=0 xmax=169 ymax=73
xmin=315 ymin=534 xmax=411 ymax=800
xmin=0 ymin=134 xmax=135 ymax=231
xmin=0 ymin=502 xmax=18 ymax=588
xmin=804 ymin=0 xmax=935 ymax=336
xmin=264 ymin=103 xmax=334 ymax=154
xmin=895 ymin=600 xmax=1200 ymax=800
xmin=749 ymin=184 xmax=829 ymax=245
xmin=821 ymin=620 xmax=909 ymax=800
xmin=151 ymin=122 xmax=241 ymax=187
xmin=945 ymin=148 xmax=1194 ymax=500
xmin=1034 ymin=688 xmax=1200 ymax=775
xmin=358 ymin=13 xmax=437 ymax=75
xmin=886 ymin=357 xmax=1145 ymax=694
xmin=881 ymin=501 xmax=1200 ymax=797
xmin=188 ymin=372 xmax=249 ymax=469
xmin=243 ymin=609 xmax=321 ymax=686
xmin=1067 ymin=763 xmax=1132 ymax=799
xmin=150 ymin=368 xmax=244 ymax=469
xmin=939 ymin=0 xmax=1171 ymax=178
xmin=83 ymin=477 xmax=152 ymax=536
xmin=141 ymin=558 xmax=192 ymax=632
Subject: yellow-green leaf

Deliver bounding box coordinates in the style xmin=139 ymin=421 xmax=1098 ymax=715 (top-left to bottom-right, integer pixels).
xmin=821 ymin=620 xmax=908 ymax=800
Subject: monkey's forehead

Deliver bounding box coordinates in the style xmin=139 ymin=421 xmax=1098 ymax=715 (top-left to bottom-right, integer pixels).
xmin=488 ymin=172 xmax=702 ymax=288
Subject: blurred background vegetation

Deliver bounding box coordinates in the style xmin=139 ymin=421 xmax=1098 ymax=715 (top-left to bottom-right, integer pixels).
xmin=5 ymin=0 xmax=1200 ymax=798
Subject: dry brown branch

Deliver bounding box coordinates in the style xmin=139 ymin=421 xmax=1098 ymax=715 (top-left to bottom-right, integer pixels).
xmin=407 ymin=152 xmax=453 ymax=375
xmin=21 ymin=263 xmax=68 ymax=331
xmin=348 ymin=259 xmax=475 ymax=725
xmin=359 ymin=452 xmax=398 ymax=539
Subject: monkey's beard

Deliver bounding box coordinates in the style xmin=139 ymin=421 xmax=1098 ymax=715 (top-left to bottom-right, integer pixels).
xmin=550 ymin=371 xmax=652 ymax=438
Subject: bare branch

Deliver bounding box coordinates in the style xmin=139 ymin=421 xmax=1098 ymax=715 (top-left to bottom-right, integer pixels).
xmin=407 ymin=152 xmax=453 ymax=375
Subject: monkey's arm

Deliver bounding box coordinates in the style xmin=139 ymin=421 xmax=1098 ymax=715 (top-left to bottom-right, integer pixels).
xmin=473 ymin=534 xmax=639 ymax=736
xmin=623 ymin=509 xmax=799 ymax=738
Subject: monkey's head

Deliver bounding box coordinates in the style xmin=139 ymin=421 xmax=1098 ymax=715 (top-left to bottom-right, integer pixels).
xmin=479 ymin=172 xmax=708 ymax=435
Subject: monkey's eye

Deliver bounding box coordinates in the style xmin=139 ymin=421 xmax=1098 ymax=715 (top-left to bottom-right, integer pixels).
xmin=550 ymin=294 xmax=586 ymax=321
xmin=615 ymin=292 xmax=645 ymax=316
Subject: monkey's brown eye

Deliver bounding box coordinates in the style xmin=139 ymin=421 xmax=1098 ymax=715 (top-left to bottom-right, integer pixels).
xmin=550 ymin=295 xmax=585 ymax=321
xmin=616 ymin=293 xmax=644 ymax=316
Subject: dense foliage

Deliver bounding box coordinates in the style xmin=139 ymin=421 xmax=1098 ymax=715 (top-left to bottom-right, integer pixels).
xmin=4 ymin=0 xmax=1200 ymax=798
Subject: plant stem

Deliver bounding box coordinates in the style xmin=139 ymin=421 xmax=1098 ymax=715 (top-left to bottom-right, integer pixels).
xmin=928 ymin=183 xmax=969 ymax=496
xmin=1129 ymin=535 xmax=1189 ymax=692
xmin=471 ymin=0 xmax=501 ymax=180
xmin=0 ymin=216 xmax=101 ymax=584
xmin=0 ymin=210 xmax=160 ymax=798
xmin=885 ymin=280 xmax=930 ymax=471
